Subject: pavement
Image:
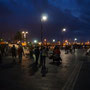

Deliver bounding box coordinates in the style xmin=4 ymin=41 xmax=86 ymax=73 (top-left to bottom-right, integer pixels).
xmin=0 ymin=49 xmax=89 ymax=90
xmin=74 ymin=55 xmax=90 ymax=90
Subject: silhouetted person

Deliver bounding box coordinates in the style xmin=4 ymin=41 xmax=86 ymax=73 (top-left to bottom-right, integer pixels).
xmin=29 ymin=47 xmax=33 ymax=59
xmin=1 ymin=45 xmax=5 ymax=56
xmin=46 ymin=46 xmax=49 ymax=57
xmin=11 ymin=45 xmax=17 ymax=62
xmin=34 ymin=46 xmax=40 ymax=65
xmin=73 ymin=45 xmax=76 ymax=53
xmin=53 ymin=46 xmax=62 ymax=63
xmin=18 ymin=45 xmax=24 ymax=63
xmin=42 ymin=47 xmax=47 ymax=67
xmin=40 ymin=47 xmax=43 ymax=67
xmin=65 ymin=45 xmax=68 ymax=54
xmin=0 ymin=45 xmax=2 ymax=64
xmin=41 ymin=47 xmax=48 ymax=77
xmin=70 ymin=45 xmax=72 ymax=53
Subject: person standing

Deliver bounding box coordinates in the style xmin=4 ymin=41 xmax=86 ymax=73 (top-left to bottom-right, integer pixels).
xmin=41 ymin=47 xmax=48 ymax=76
xmin=46 ymin=46 xmax=49 ymax=57
xmin=18 ymin=45 xmax=24 ymax=63
xmin=1 ymin=45 xmax=5 ymax=56
xmin=40 ymin=47 xmax=43 ymax=67
xmin=73 ymin=45 xmax=76 ymax=53
xmin=53 ymin=46 xmax=62 ymax=63
xmin=34 ymin=46 xmax=40 ymax=65
xmin=42 ymin=47 xmax=47 ymax=67
xmin=29 ymin=47 xmax=34 ymax=59
xmin=11 ymin=45 xmax=17 ymax=62
xmin=0 ymin=45 xmax=2 ymax=64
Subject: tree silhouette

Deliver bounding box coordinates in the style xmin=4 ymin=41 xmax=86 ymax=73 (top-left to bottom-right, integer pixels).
xmin=14 ymin=31 xmax=22 ymax=41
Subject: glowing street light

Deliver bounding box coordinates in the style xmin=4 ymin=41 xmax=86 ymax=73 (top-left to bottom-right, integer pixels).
xmin=22 ymin=31 xmax=25 ymax=34
xmin=53 ymin=39 xmax=55 ymax=42
xmin=44 ymin=39 xmax=47 ymax=42
xmin=40 ymin=14 xmax=48 ymax=43
xmin=62 ymin=28 xmax=66 ymax=32
xmin=74 ymin=38 xmax=77 ymax=41
xmin=22 ymin=31 xmax=28 ymax=42
xmin=62 ymin=28 xmax=67 ymax=45
xmin=40 ymin=14 xmax=48 ymax=67
xmin=34 ymin=40 xmax=38 ymax=43
xmin=41 ymin=15 xmax=48 ymax=22
xmin=26 ymin=31 xmax=28 ymax=34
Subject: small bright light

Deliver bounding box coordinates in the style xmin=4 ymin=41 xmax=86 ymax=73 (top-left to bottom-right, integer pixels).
xmin=62 ymin=28 xmax=66 ymax=32
xmin=53 ymin=39 xmax=55 ymax=42
xmin=22 ymin=31 xmax=25 ymax=34
xmin=44 ymin=39 xmax=47 ymax=42
xmin=65 ymin=40 xmax=68 ymax=43
xmin=26 ymin=31 xmax=28 ymax=34
xmin=34 ymin=40 xmax=37 ymax=43
xmin=41 ymin=15 xmax=48 ymax=21
xmin=39 ymin=42 xmax=42 ymax=45
xmin=22 ymin=31 xmax=28 ymax=34
xmin=74 ymin=38 xmax=77 ymax=41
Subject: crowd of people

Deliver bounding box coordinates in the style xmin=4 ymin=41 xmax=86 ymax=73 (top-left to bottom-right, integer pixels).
xmin=65 ymin=45 xmax=76 ymax=54
xmin=0 ymin=43 xmax=79 ymax=67
xmin=0 ymin=44 xmax=63 ymax=67
xmin=0 ymin=44 xmax=24 ymax=64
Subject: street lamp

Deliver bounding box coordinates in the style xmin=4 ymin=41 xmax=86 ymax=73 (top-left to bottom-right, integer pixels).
xmin=41 ymin=15 xmax=48 ymax=22
xmin=34 ymin=40 xmax=38 ymax=43
xmin=62 ymin=28 xmax=66 ymax=32
xmin=40 ymin=14 xmax=48 ymax=68
xmin=53 ymin=39 xmax=55 ymax=42
xmin=74 ymin=38 xmax=77 ymax=42
xmin=22 ymin=31 xmax=28 ymax=42
xmin=62 ymin=28 xmax=66 ymax=46
xmin=26 ymin=31 xmax=28 ymax=34
xmin=41 ymin=14 xmax=48 ymax=44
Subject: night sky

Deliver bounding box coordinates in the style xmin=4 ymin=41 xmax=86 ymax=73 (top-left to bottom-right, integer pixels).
xmin=0 ymin=0 xmax=90 ymax=42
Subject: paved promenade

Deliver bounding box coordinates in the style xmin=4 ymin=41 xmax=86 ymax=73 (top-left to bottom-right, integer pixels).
xmin=0 ymin=49 xmax=89 ymax=90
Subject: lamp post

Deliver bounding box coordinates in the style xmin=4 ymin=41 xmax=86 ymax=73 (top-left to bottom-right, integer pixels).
xmin=41 ymin=15 xmax=48 ymax=45
xmin=53 ymin=39 xmax=55 ymax=42
xmin=62 ymin=28 xmax=66 ymax=32
xmin=34 ymin=40 xmax=38 ymax=44
xmin=40 ymin=14 xmax=48 ymax=70
xmin=62 ymin=28 xmax=66 ymax=45
xmin=22 ymin=31 xmax=28 ymax=42
xmin=74 ymin=38 xmax=77 ymax=43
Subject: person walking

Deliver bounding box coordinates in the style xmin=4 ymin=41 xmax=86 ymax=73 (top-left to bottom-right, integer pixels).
xmin=18 ymin=45 xmax=24 ymax=63
xmin=11 ymin=45 xmax=17 ymax=62
xmin=34 ymin=46 xmax=40 ymax=65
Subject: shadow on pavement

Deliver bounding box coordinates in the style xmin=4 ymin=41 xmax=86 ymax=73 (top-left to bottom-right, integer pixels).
xmin=0 ymin=62 xmax=16 ymax=70
xmin=49 ymin=61 xmax=62 ymax=66
xmin=28 ymin=63 xmax=39 ymax=76
xmin=41 ymin=66 xmax=48 ymax=77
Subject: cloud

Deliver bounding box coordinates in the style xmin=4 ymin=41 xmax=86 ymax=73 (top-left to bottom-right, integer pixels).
xmin=0 ymin=0 xmax=90 ymax=40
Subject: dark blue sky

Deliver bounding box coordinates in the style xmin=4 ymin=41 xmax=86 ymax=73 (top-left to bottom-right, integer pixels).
xmin=0 ymin=0 xmax=90 ymax=41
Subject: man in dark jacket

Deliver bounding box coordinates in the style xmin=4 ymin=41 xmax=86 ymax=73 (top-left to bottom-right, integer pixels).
xmin=34 ymin=46 xmax=40 ymax=65
xmin=18 ymin=45 xmax=24 ymax=63
xmin=11 ymin=45 xmax=17 ymax=62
